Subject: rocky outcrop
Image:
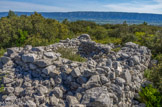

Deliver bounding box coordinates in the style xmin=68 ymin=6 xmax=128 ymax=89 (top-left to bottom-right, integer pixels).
xmin=0 ymin=34 xmax=151 ymax=107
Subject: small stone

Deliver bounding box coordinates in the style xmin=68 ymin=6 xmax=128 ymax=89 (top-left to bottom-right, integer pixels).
xmin=22 ymin=54 xmax=36 ymax=63
xmin=26 ymin=100 xmax=36 ymax=107
xmin=35 ymin=59 xmax=51 ymax=67
xmin=115 ymin=77 xmax=126 ymax=86
xmin=37 ymin=85 xmax=48 ymax=96
xmin=72 ymin=104 xmax=86 ymax=107
xmin=42 ymin=65 xmax=56 ymax=75
xmin=44 ymin=52 xmax=57 ymax=59
xmin=100 ymin=75 xmax=109 ymax=84
xmin=78 ymin=34 xmax=91 ymax=40
xmin=83 ymin=69 xmax=97 ymax=77
xmin=29 ymin=63 xmax=37 ymax=70
xmin=14 ymin=87 xmax=24 ymax=96
xmin=50 ymin=95 xmax=59 ymax=106
xmin=123 ymin=70 xmax=131 ymax=84
xmin=113 ymin=61 xmax=122 ymax=72
xmin=106 ymin=59 xmax=112 ymax=68
xmin=66 ymin=96 xmax=79 ymax=107
xmin=5 ymin=96 xmax=16 ymax=102
xmin=84 ymin=75 xmax=101 ymax=89
xmin=0 ymin=56 xmax=10 ymax=64
xmin=81 ymin=86 xmax=111 ymax=107
xmin=24 ymin=45 xmax=32 ymax=50
xmin=31 ymin=47 xmax=44 ymax=52
xmin=71 ymin=68 xmax=81 ymax=77
xmin=53 ymin=87 xmax=63 ymax=98
xmin=132 ymin=55 xmax=140 ymax=64
xmin=3 ymin=77 xmax=13 ymax=84
xmin=5 ymin=87 xmax=14 ymax=94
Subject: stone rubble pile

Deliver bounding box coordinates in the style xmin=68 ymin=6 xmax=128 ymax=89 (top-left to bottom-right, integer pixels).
xmin=0 ymin=34 xmax=151 ymax=107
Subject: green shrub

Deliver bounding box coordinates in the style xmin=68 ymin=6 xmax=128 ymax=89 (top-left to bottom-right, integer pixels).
xmin=111 ymin=47 xmax=121 ymax=52
xmin=0 ymin=73 xmax=5 ymax=93
xmin=0 ymin=48 xmax=6 ymax=57
xmin=56 ymin=47 xmax=87 ymax=62
xmin=139 ymin=85 xmax=162 ymax=107
xmin=144 ymin=63 xmax=162 ymax=92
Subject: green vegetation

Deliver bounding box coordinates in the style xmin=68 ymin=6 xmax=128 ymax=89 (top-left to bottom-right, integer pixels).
xmin=0 ymin=73 xmax=5 ymax=93
xmin=0 ymin=11 xmax=161 ymax=104
xmin=111 ymin=47 xmax=121 ymax=52
xmin=56 ymin=47 xmax=87 ymax=62
xmin=139 ymin=85 xmax=162 ymax=107
xmin=0 ymin=48 xmax=6 ymax=57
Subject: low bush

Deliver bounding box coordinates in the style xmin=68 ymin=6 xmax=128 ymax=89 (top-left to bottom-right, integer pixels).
xmin=56 ymin=47 xmax=87 ymax=62
xmin=0 ymin=48 xmax=6 ymax=57
xmin=0 ymin=73 xmax=5 ymax=93
xmin=139 ymin=85 xmax=162 ymax=107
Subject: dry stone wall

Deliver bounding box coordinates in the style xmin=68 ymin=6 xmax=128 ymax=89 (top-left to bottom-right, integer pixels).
xmin=0 ymin=34 xmax=151 ymax=107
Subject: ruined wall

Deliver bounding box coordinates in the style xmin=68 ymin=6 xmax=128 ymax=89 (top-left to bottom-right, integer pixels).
xmin=0 ymin=34 xmax=151 ymax=107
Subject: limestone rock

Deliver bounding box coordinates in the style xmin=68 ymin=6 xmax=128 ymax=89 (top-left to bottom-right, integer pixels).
xmin=22 ymin=54 xmax=36 ymax=63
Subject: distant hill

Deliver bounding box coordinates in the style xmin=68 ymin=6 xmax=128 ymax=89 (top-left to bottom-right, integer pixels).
xmin=1 ymin=11 xmax=162 ymax=25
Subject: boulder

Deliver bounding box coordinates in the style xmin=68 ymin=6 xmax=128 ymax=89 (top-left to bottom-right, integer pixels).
xmin=0 ymin=56 xmax=11 ymax=64
xmin=35 ymin=59 xmax=51 ymax=67
xmin=44 ymin=52 xmax=57 ymax=59
xmin=22 ymin=54 xmax=36 ymax=63
xmin=66 ymin=96 xmax=79 ymax=107
xmin=71 ymin=67 xmax=81 ymax=77
xmin=78 ymin=34 xmax=91 ymax=40
xmin=81 ymin=86 xmax=111 ymax=107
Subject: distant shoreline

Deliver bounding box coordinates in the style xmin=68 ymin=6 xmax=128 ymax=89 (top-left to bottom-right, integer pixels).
xmin=1 ymin=11 xmax=162 ymax=25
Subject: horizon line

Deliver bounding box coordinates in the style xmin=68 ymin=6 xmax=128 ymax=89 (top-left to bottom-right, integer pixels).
xmin=1 ymin=11 xmax=162 ymax=15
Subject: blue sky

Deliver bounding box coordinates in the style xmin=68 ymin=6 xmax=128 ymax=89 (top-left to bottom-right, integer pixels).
xmin=0 ymin=0 xmax=162 ymax=14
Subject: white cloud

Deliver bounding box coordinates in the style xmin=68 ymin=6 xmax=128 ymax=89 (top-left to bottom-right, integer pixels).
xmin=0 ymin=1 xmax=69 ymax=12
xmin=104 ymin=0 xmax=162 ymax=14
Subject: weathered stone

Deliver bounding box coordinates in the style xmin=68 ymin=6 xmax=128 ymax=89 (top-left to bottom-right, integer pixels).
xmin=113 ymin=61 xmax=122 ymax=72
xmin=77 ymin=76 xmax=87 ymax=84
xmin=50 ymin=95 xmax=59 ymax=106
xmin=42 ymin=65 xmax=56 ymax=75
xmin=78 ymin=34 xmax=91 ymax=40
xmin=26 ymin=100 xmax=37 ymax=107
xmin=71 ymin=67 xmax=81 ymax=77
xmin=22 ymin=54 xmax=36 ymax=63
xmin=35 ymin=59 xmax=51 ymax=67
xmin=0 ymin=62 xmax=2 ymax=69
xmin=14 ymin=87 xmax=24 ymax=96
xmin=131 ymin=55 xmax=140 ymax=64
xmin=0 ymin=56 xmax=11 ymax=64
xmin=72 ymin=104 xmax=86 ymax=107
xmin=81 ymin=86 xmax=111 ymax=107
xmin=115 ymin=77 xmax=126 ymax=86
xmin=100 ymin=75 xmax=109 ymax=84
xmin=123 ymin=70 xmax=131 ymax=84
xmin=3 ymin=77 xmax=13 ymax=84
xmin=37 ymin=85 xmax=48 ymax=96
xmin=66 ymin=96 xmax=79 ymax=107
xmin=5 ymin=96 xmax=17 ymax=102
xmin=29 ymin=63 xmax=37 ymax=70
xmin=5 ymin=87 xmax=14 ymax=94
xmin=83 ymin=69 xmax=97 ymax=77
xmin=53 ymin=87 xmax=63 ymax=98
xmin=44 ymin=52 xmax=57 ymax=59
xmin=31 ymin=47 xmax=44 ymax=52
xmin=84 ymin=75 xmax=101 ymax=89
xmin=24 ymin=45 xmax=32 ymax=50
xmin=125 ymin=42 xmax=138 ymax=48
